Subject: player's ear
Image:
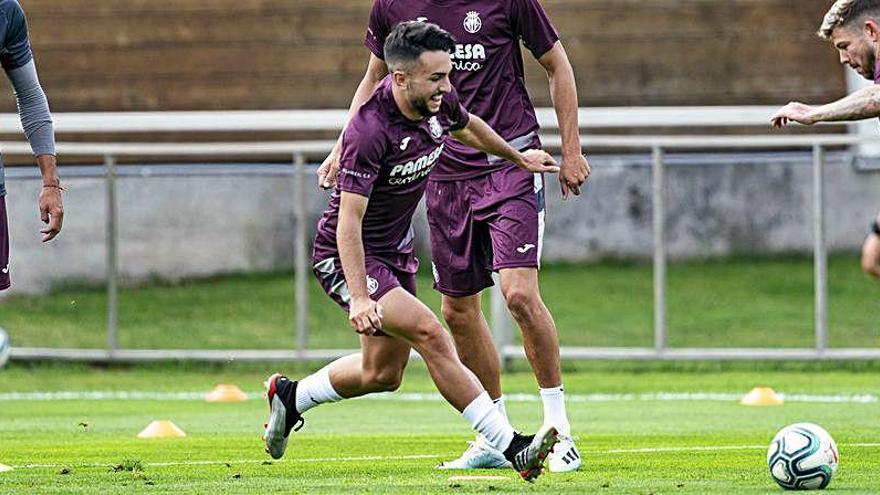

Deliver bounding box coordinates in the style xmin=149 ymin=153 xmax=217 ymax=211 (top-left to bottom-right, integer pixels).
xmin=391 ymin=70 xmax=408 ymax=88
xmin=864 ymin=20 xmax=880 ymax=43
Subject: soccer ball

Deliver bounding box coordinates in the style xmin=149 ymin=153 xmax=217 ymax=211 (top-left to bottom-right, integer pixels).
xmin=0 ymin=327 xmax=10 ymax=369
xmin=767 ymin=423 xmax=838 ymax=490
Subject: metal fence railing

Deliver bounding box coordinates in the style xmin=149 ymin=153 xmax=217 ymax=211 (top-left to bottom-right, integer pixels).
xmin=5 ymin=132 xmax=880 ymax=362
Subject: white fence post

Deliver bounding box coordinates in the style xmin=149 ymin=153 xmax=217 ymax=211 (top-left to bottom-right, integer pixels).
xmin=294 ymin=153 xmax=309 ymax=356
xmin=105 ymin=155 xmax=119 ymax=357
xmin=813 ymin=145 xmax=828 ymax=352
xmin=652 ymin=146 xmax=667 ymax=353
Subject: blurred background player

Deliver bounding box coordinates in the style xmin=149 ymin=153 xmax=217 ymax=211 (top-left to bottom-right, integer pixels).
xmin=0 ymin=0 xmax=62 ymax=291
xmin=317 ymin=0 xmax=589 ymax=472
xmin=770 ymin=0 xmax=880 ymax=280
xmin=264 ymin=22 xmax=562 ymax=482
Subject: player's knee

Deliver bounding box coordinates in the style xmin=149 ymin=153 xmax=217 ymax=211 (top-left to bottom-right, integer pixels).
xmin=441 ymin=301 xmax=479 ymax=333
xmin=410 ymin=318 xmax=453 ymax=354
xmin=502 ymin=286 xmax=539 ymax=321
xmin=364 ymin=366 xmax=403 ymax=392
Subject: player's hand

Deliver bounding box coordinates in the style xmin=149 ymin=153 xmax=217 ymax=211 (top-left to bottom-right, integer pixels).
xmin=317 ymin=152 xmax=341 ymax=190
xmin=519 ymin=149 xmax=559 ymax=174
xmin=861 ymin=232 xmax=880 ymax=278
xmin=770 ymin=102 xmax=818 ymax=128
xmin=38 ymin=185 xmax=64 ymax=242
xmin=348 ymin=296 xmax=383 ymax=335
xmin=559 ymin=153 xmax=590 ymax=199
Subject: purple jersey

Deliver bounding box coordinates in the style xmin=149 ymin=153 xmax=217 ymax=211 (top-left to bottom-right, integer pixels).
xmin=313 ymin=76 xmax=470 ymax=272
xmin=366 ymin=0 xmax=559 ymax=181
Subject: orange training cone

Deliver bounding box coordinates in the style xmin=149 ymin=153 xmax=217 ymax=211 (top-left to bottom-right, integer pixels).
xmin=205 ymin=384 xmax=248 ymax=402
xmin=740 ymin=387 xmax=784 ymax=406
xmin=137 ymin=420 xmax=187 ymax=439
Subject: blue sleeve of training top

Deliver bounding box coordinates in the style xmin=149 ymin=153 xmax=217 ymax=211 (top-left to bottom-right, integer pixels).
xmin=0 ymin=1 xmax=33 ymax=71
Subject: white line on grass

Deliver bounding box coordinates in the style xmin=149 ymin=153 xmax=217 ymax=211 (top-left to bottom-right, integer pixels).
xmin=11 ymin=444 xmax=880 ymax=470
xmin=13 ymin=454 xmax=442 ymax=470
xmin=0 ymin=391 xmax=877 ymax=403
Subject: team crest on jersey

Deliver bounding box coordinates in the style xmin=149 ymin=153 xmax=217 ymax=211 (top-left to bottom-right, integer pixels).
xmin=366 ymin=275 xmax=379 ymax=296
xmin=463 ymin=11 xmax=482 ymax=34
xmin=428 ymin=116 xmax=443 ymax=138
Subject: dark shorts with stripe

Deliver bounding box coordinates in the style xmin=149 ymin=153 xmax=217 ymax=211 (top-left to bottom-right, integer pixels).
xmin=312 ymin=252 xmax=418 ymax=337
xmin=0 ymin=196 xmax=9 ymax=291
xmin=426 ymin=166 xmax=545 ymax=297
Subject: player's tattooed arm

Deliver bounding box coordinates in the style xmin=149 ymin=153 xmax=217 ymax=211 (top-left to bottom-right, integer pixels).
xmin=337 ymin=191 xmax=384 ymax=334
xmin=538 ymin=42 xmax=591 ymax=199
xmin=318 ymin=55 xmax=389 ymax=189
xmin=771 ymin=85 xmax=880 ymax=127
xmin=450 ymin=114 xmax=560 ymax=174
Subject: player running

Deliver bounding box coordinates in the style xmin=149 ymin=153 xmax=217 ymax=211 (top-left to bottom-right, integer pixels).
xmin=317 ymin=0 xmax=589 ymax=472
xmin=264 ymin=22 xmax=560 ymax=482
xmin=0 ymin=0 xmax=63 ymax=291
xmin=771 ymin=0 xmax=880 ymax=280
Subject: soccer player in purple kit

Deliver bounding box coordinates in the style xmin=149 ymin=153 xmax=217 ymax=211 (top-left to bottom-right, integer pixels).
xmin=263 ymin=22 xmax=562 ymax=482
xmin=771 ymin=0 xmax=880 ymax=281
xmin=0 ymin=0 xmax=63 ymax=292
xmin=317 ymin=0 xmax=589 ymax=472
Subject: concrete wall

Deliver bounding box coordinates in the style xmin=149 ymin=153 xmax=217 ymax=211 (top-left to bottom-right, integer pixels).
xmin=2 ymin=152 xmax=878 ymax=295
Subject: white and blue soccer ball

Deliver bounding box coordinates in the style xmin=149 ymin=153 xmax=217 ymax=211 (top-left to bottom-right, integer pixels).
xmin=0 ymin=327 xmax=10 ymax=369
xmin=767 ymin=423 xmax=838 ymax=490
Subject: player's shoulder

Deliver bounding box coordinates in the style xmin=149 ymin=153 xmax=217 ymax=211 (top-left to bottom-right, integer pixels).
xmin=0 ymin=0 xmax=24 ymax=18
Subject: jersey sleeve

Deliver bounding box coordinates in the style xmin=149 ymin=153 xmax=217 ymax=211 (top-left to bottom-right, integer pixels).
xmin=364 ymin=0 xmax=390 ymax=59
xmin=442 ymin=87 xmax=470 ymax=132
xmin=0 ymin=1 xmax=33 ymax=71
xmin=510 ymin=0 xmax=560 ymax=60
xmin=338 ymin=117 xmax=388 ymax=197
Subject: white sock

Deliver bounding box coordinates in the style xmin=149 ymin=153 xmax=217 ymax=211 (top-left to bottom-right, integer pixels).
xmin=539 ymin=385 xmax=571 ymax=437
xmin=493 ymin=396 xmax=509 ymax=423
xmin=295 ymin=366 xmax=343 ymax=414
xmin=462 ymin=392 xmax=515 ymax=453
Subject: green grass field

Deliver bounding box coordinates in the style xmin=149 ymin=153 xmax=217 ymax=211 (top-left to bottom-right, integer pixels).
xmin=0 ymin=364 xmax=878 ymax=494
xmin=1 ymin=256 xmax=878 ymax=350
xmin=0 ymin=256 xmax=878 ymax=493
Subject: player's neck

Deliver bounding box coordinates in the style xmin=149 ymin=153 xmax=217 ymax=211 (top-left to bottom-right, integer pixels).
xmin=391 ymin=88 xmax=425 ymax=122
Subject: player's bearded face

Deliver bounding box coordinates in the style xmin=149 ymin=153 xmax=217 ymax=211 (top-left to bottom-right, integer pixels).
xmin=408 ymin=51 xmax=453 ymax=116
xmin=832 ymin=26 xmax=878 ymax=80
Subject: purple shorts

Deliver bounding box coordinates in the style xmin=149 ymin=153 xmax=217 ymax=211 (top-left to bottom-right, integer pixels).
xmin=312 ymin=253 xmax=418 ymax=337
xmin=426 ymin=166 xmax=545 ymax=297
xmin=0 ymin=196 xmax=9 ymax=291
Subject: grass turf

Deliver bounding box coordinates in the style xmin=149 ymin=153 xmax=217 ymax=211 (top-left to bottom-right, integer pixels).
xmin=0 ymin=255 xmax=878 ymax=350
xmin=0 ymin=364 xmax=878 ymax=494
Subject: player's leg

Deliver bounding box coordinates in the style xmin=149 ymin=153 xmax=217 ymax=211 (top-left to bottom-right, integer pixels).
xmin=427 ymin=180 xmax=513 ymax=469
xmin=489 ymin=169 xmax=580 ymax=472
xmin=264 ymin=256 xmax=414 ymax=459
xmin=440 ymin=293 xmax=502 ymax=400
xmin=378 ymin=286 xmax=557 ymax=480
xmin=264 ymin=335 xmax=411 ymax=460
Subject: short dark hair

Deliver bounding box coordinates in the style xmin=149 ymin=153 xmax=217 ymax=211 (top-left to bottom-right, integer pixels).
xmin=383 ymin=21 xmax=457 ymax=71
xmin=819 ymin=0 xmax=880 ymax=39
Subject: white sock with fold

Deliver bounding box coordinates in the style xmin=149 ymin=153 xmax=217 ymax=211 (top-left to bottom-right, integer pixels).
xmin=295 ymin=366 xmax=343 ymax=414
xmin=539 ymin=385 xmax=571 ymax=437
xmin=463 ymin=392 xmax=515 ymax=453
xmin=493 ymin=396 xmax=509 ymax=423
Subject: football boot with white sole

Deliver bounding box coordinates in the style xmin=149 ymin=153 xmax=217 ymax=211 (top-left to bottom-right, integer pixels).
xmin=263 ymin=373 xmax=305 ymax=459
xmin=547 ymin=434 xmax=581 ymax=472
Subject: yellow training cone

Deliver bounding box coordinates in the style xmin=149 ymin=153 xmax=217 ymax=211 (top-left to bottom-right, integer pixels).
xmin=0 ymin=464 xmax=13 ymax=473
xmin=740 ymin=387 xmax=784 ymax=406
xmin=137 ymin=420 xmax=186 ymax=439
xmin=205 ymin=384 xmax=248 ymax=402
